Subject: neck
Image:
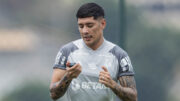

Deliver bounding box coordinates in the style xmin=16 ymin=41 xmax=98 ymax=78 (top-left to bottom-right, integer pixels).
xmin=89 ymin=37 xmax=104 ymax=50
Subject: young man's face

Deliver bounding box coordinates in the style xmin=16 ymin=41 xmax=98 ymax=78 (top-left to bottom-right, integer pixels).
xmin=78 ymin=17 xmax=106 ymax=50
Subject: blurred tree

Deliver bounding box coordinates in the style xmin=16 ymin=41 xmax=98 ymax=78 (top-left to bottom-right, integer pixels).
xmin=2 ymin=80 xmax=51 ymax=101
xmin=125 ymin=5 xmax=180 ymax=101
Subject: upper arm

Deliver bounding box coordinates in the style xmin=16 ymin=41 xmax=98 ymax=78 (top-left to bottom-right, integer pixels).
xmin=51 ymin=69 xmax=66 ymax=84
xmin=118 ymin=76 xmax=137 ymax=90
xmin=53 ymin=43 xmax=78 ymax=70
xmin=109 ymin=46 xmax=134 ymax=77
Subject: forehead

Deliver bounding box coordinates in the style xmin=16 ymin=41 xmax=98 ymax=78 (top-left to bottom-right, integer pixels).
xmin=77 ymin=17 xmax=98 ymax=24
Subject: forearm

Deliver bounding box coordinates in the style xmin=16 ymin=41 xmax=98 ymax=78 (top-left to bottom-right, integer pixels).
xmin=50 ymin=75 xmax=72 ymax=100
xmin=111 ymin=82 xmax=137 ymax=101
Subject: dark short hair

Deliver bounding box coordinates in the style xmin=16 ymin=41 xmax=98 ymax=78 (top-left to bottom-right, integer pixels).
xmin=76 ymin=3 xmax=105 ymax=19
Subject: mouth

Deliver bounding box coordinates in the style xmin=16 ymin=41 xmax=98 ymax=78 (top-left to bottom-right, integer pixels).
xmin=83 ymin=35 xmax=92 ymax=41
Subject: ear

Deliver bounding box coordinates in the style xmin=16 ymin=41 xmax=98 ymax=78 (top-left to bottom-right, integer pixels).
xmin=101 ymin=18 xmax=106 ymax=29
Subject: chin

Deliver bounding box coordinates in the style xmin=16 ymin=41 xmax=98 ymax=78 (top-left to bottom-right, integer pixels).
xmin=85 ymin=41 xmax=93 ymax=46
xmin=85 ymin=41 xmax=91 ymax=45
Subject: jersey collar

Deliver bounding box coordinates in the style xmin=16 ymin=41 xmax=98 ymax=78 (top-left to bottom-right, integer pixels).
xmin=82 ymin=38 xmax=106 ymax=52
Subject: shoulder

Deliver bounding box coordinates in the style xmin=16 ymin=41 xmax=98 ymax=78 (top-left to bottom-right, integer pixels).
xmin=106 ymin=41 xmax=135 ymax=76
xmin=107 ymin=41 xmax=127 ymax=59
xmin=60 ymin=39 xmax=81 ymax=53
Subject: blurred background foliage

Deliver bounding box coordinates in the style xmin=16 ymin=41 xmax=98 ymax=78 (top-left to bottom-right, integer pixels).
xmin=2 ymin=80 xmax=51 ymax=101
xmin=0 ymin=0 xmax=180 ymax=101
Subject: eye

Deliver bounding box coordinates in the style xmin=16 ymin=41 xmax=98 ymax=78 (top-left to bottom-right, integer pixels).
xmin=79 ymin=24 xmax=83 ymax=29
xmin=87 ymin=24 xmax=93 ymax=28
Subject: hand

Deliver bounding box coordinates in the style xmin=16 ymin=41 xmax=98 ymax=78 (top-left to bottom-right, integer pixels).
xmin=66 ymin=61 xmax=82 ymax=80
xmin=99 ymin=66 xmax=116 ymax=89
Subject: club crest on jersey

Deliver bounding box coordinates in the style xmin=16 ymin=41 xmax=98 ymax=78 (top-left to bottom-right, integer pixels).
xmin=120 ymin=56 xmax=132 ymax=72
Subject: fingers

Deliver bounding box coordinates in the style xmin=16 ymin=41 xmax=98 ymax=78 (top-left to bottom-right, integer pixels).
xmin=66 ymin=61 xmax=70 ymax=67
xmin=101 ymin=66 xmax=108 ymax=72
xmin=99 ymin=66 xmax=110 ymax=79
xmin=99 ymin=71 xmax=109 ymax=82
xmin=99 ymin=72 xmax=111 ymax=81
xmin=99 ymin=75 xmax=109 ymax=84
xmin=99 ymin=74 xmax=111 ymax=87
xmin=67 ymin=70 xmax=80 ymax=78
xmin=67 ymin=63 xmax=81 ymax=71
xmin=99 ymin=67 xmax=112 ymax=88
xmin=99 ymin=80 xmax=109 ymax=87
xmin=66 ymin=62 xmax=82 ymax=79
xmin=99 ymin=74 xmax=116 ymax=89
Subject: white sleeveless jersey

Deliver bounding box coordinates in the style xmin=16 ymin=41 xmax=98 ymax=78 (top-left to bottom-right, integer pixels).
xmin=53 ymin=39 xmax=134 ymax=101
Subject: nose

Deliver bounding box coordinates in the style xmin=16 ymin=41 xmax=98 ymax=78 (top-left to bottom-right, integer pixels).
xmin=82 ymin=27 xmax=88 ymax=34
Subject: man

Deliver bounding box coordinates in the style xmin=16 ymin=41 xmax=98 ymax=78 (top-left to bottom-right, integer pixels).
xmin=50 ymin=3 xmax=137 ymax=101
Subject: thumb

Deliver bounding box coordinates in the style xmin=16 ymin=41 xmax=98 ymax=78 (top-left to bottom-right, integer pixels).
xmin=66 ymin=61 xmax=70 ymax=67
xmin=66 ymin=61 xmax=70 ymax=70
xmin=101 ymin=66 xmax=108 ymax=72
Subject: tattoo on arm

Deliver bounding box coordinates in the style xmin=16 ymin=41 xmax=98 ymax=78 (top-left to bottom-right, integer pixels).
xmin=119 ymin=76 xmax=136 ymax=88
xmin=50 ymin=75 xmax=72 ymax=100
xmin=112 ymin=76 xmax=137 ymax=101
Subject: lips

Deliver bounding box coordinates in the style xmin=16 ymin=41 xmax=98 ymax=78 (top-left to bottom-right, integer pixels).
xmin=83 ymin=35 xmax=92 ymax=41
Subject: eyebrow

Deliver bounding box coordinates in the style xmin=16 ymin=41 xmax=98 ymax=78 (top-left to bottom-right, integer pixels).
xmin=86 ymin=23 xmax=93 ymax=25
xmin=78 ymin=22 xmax=94 ymax=26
